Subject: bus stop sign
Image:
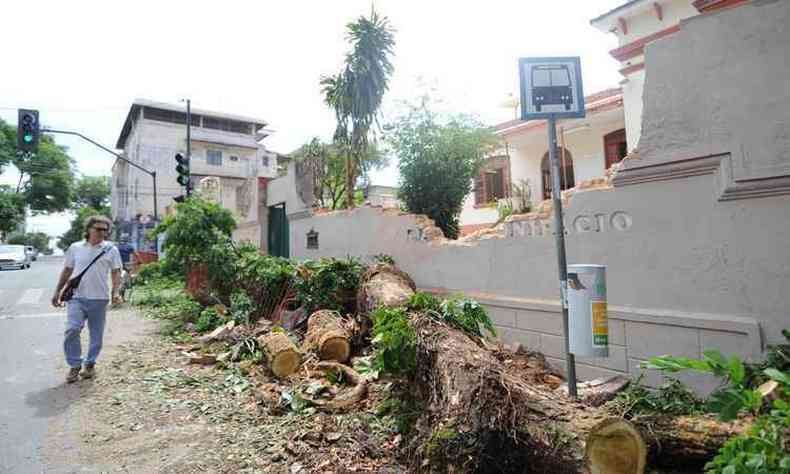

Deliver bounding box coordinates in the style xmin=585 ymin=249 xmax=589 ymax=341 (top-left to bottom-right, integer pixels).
xmin=519 ymin=57 xmax=586 ymax=120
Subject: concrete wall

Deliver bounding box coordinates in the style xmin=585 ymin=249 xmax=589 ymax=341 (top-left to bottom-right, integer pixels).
xmin=279 ymin=3 xmax=790 ymax=393
xmin=621 ymin=68 xmax=645 ymax=150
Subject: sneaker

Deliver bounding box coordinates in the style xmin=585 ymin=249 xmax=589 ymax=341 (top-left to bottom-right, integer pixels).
xmin=82 ymin=363 xmax=95 ymax=379
xmin=66 ymin=367 xmax=81 ymax=383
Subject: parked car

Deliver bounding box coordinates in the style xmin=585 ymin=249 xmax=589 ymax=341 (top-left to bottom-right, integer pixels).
xmin=531 ymin=64 xmax=573 ymax=112
xmin=0 ymin=245 xmax=32 ymax=270
xmin=25 ymin=246 xmax=38 ymax=261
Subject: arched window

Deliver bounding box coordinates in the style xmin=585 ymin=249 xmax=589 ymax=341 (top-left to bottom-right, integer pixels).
xmin=541 ymin=148 xmax=574 ymax=200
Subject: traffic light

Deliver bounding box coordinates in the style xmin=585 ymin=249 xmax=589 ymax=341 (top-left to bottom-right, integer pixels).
xmin=17 ymin=109 xmax=40 ymax=153
xmin=175 ymin=153 xmax=190 ymax=185
xmin=174 ymin=152 xmax=193 ymax=198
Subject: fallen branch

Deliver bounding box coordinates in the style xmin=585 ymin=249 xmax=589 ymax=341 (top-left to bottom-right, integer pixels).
xmin=303 ymin=362 xmax=368 ymax=412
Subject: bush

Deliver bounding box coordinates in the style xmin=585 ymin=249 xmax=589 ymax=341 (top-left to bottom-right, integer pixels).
xmin=134 ymin=261 xmax=170 ymax=286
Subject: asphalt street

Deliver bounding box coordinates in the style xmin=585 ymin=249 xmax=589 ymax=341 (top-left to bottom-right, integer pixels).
xmin=0 ymin=256 xmax=72 ymax=473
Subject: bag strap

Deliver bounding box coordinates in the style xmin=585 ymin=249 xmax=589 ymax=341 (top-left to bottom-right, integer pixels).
xmin=70 ymin=245 xmax=110 ymax=282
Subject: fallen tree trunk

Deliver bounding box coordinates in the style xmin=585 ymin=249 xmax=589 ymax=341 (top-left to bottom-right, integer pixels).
xmin=357 ymin=264 xmax=416 ymax=315
xmin=406 ymin=314 xmax=748 ymax=473
xmin=258 ymin=331 xmax=301 ymax=378
xmin=304 ymin=310 xmax=351 ymax=363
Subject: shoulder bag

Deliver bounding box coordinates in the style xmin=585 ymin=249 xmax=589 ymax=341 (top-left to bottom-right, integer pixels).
xmin=59 ymin=246 xmax=110 ymax=303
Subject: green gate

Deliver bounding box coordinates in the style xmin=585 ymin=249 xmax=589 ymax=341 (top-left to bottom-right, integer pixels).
xmin=267 ymin=204 xmax=289 ymax=258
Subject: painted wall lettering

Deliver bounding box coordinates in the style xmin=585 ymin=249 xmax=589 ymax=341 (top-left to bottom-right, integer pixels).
xmin=508 ymin=211 xmax=633 ymax=238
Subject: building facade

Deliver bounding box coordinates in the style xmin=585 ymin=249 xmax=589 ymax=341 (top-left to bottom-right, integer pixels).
xmin=112 ymin=99 xmax=278 ymax=248
xmin=590 ymin=0 xmax=750 ymax=149
xmin=460 ymin=89 xmax=626 ymax=235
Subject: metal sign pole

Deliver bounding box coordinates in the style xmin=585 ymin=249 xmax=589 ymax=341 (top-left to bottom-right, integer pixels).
xmin=547 ymin=115 xmax=578 ymax=398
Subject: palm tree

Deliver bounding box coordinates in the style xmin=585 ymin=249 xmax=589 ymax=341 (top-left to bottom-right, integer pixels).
xmin=321 ymin=8 xmax=395 ymax=209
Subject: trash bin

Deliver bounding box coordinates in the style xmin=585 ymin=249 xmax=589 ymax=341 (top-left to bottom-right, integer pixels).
xmin=567 ymin=264 xmax=608 ymax=358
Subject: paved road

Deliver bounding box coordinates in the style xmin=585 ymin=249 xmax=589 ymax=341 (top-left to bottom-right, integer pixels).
xmin=0 ymin=256 xmax=70 ymax=473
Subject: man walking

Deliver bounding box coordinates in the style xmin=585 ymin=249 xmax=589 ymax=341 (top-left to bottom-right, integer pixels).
xmin=52 ymin=216 xmax=123 ymax=383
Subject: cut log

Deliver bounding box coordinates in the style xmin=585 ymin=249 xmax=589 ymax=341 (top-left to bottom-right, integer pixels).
xmin=406 ymin=313 xmax=749 ymax=473
xmin=356 ymin=263 xmax=416 ymax=315
xmin=258 ymin=331 xmax=301 ymax=378
xmin=304 ymin=310 xmax=351 ymax=363
xmin=586 ymin=419 xmax=647 ymax=474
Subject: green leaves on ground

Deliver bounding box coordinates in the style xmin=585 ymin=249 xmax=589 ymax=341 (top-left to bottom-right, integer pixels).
xmin=643 ymin=349 xmax=787 ymax=421
xmin=643 ymin=342 xmax=790 ymax=473
xmin=407 ymin=292 xmax=496 ymax=339
xmin=294 ymin=257 xmax=366 ymax=314
xmin=371 ymin=307 xmax=417 ymax=377
xmin=607 ymin=377 xmax=705 ymax=418
xmin=705 ymin=398 xmax=790 ymax=474
xmin=438 ymin=296 xmax=496 ymax=339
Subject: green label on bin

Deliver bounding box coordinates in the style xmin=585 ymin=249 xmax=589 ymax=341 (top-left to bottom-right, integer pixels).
xmin=591 ymin=301 xmax=608 ymax=347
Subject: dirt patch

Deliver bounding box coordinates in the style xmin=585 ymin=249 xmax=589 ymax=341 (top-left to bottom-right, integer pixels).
xmin=42 ymin=308 xmax=406 ymax=473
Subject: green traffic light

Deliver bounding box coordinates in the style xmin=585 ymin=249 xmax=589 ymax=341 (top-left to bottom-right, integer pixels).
xmin=23 ymin=134 xmax=33 ymax=143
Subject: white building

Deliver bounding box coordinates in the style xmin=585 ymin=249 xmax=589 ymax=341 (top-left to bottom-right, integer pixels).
xmin=112 ymin=99 xmax=279 ymax=248
xmin=460 ymin=89 xmax=626 ymax=235
xmin=590 ymin=0 xmax=742 ymax=148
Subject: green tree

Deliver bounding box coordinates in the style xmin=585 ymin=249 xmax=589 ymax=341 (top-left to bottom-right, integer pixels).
xmin=291 ymin=137 xmax=387 ymax=209
xmin=153 ymin=197 xmax=236 ymax=274
xmin=0 ymin=185 xmax=25 ymax=241
xmin=8 ymin=232 xmax=50 ymax=254
xmin=73 ymin=175 xmax=110 ymax=209
xmin=321 ymin=8 xmax=395 ymax=210
xmin=57 ymin=206 xmax=111 ymax=250
xmin=0 ymin=118 xmax=76 ymax=214
xmin=388 ymin=100 xmax=499 ymax=239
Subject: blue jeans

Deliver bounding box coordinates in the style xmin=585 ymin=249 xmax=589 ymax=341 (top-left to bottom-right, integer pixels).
xmin=64 ymin=298 xmax=109 ymax=368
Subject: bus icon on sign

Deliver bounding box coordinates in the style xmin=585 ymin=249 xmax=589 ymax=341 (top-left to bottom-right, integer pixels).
xmin=531 ymin=64 xmax=573 ymax=112
xmin=519 ymin=56 xmax=585 ymax=120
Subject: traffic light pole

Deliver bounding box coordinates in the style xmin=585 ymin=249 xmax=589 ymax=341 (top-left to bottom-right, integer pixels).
xmin=40 ymin=128 xmax=159 ymax=221
xmin=185 ymin=99 xmax=192 ymax=197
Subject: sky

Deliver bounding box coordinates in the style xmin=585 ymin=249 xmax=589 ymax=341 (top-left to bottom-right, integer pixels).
xmin=0 ymin=0 xmax=624 ymax=240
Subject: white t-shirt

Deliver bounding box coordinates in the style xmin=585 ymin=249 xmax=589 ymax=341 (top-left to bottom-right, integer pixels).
xmin=64 ymin=240 xmax=123 ymax=300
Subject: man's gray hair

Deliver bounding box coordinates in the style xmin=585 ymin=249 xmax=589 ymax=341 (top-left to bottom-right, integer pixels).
xmin=83 ymin=215 xmax=113 ymax=240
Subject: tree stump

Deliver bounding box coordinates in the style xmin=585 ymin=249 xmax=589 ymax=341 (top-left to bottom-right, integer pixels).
xmin=304 ymin=310 xmax=351 ymax=363
xmin=405 ymin=313 xmax=748 ymax=473
xmin=258 ymin=331 xmax=301 ymax=378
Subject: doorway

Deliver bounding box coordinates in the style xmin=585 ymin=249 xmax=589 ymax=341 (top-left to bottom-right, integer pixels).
xmin=267 ymin=203 xmax=289 ymax=258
